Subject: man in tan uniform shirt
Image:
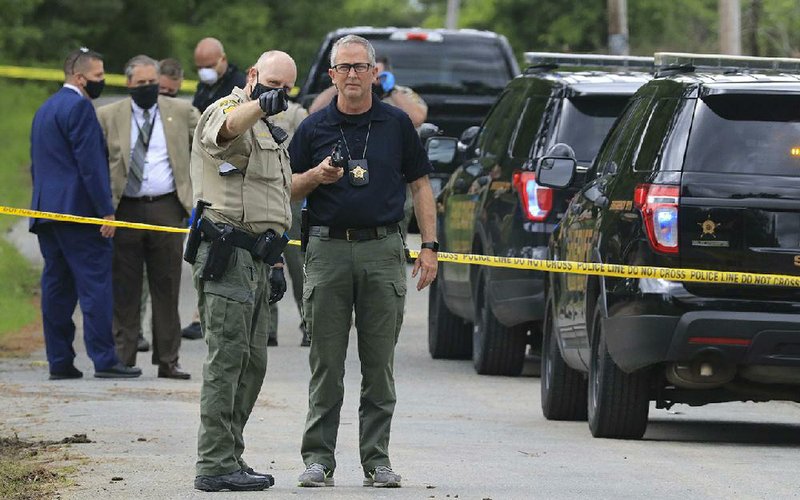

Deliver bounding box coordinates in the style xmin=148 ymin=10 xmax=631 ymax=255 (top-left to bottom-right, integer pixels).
xmin=191 ymin=50 xmax=295 ymax=493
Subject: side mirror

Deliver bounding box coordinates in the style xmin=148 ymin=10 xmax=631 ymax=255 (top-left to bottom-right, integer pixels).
xmin=457 ymin=126 xmax=480 ymax=153
xmin=536 ymin=156 xmax=577 ymax=189
xmin=426 ymin=136 xmax=458 ymax=165
xmin=418 ymin=122 xmax=442 ymax=142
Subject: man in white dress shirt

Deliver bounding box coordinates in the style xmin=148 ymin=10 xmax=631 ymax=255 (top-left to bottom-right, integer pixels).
xmin=96 ymin=55 xmax=199 ymax=379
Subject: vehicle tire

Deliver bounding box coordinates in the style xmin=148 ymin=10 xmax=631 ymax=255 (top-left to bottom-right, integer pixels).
xmin=428 ymin=278 xmax=472 ymax=359
xmin=472 ymin=273 xmax=526 ymax=376
xmin=541 ymin=296 xmax=587 ymax=421
xmin=587 ymin=301 xmax=651 ymax=439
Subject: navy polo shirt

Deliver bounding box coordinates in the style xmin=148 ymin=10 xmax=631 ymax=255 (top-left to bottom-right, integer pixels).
xmin=289 ymin=94 xmax=431 ymax=228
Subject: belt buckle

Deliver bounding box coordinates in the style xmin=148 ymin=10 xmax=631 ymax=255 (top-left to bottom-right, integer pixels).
xmin=346 ymin=228 xmax=355 ymax=241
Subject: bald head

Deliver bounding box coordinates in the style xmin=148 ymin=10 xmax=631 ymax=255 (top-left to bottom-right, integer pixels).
xmin=246 ymin=51 xmax=297 ymax=96
xmin=194 ymin=37 xmax=228 ymax=76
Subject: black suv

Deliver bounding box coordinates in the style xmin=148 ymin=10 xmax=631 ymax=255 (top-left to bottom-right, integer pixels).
xmin=296 ymin=27 xmax=520 ymax=138
xmin=429 ymin=54 xmax=652 ymax=376
xmin=538 ymin=52 xmax=800 ymax=439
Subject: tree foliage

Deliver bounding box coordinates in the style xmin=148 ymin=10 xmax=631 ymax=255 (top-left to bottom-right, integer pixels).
xmin=1 ymin=0 xmax=799 ymax=84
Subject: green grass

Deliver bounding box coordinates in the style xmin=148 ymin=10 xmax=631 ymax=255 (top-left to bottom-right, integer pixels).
xmin=0 ymin=80 xmax=54 ymax=343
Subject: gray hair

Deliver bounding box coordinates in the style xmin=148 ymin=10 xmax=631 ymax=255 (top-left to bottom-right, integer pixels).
xmin=330 ymin=35 xmax=376 ymax=67
xmin=124 ymin=54 xmax=159 ymax=80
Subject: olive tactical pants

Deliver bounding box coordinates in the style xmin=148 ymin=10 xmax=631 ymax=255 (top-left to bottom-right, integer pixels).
xmin=300 ymin=231 xmax=407 ymax=473
xmin=193 ymin=241 xmax=270 ymax=477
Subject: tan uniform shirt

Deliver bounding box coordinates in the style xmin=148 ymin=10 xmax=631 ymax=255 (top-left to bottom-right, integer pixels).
xmin=382 ymin=84 xmax=427 ymax=114
xmin=191 ymin=87 xmax=292 ymax=235
xmin=271 ymin=101 xmax=308 ymax=140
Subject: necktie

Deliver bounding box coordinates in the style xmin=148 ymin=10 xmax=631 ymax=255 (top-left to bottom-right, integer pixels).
xmin=126 ymin=109 xmax=152 ymax=195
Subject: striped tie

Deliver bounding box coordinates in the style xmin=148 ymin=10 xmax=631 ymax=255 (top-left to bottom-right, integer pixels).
xmin=126 ymin=109 xmax=152 ymax=194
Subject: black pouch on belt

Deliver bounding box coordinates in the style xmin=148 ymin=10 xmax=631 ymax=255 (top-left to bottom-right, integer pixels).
xmin=201 ymin=224 xmax=234 ymax=281
xmin=251 ymin=229 xmax=290 ymax=265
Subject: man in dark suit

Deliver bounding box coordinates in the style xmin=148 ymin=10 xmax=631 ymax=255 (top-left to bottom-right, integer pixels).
xmin=97 ymin=55 xmax=199 ymax=380
xmin=29 ymin=48 xmax=142 ymax=380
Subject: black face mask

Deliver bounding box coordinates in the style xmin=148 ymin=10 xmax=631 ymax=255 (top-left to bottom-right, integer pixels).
xmin=84 ymin=78 xmax=105 ymax=100
xmin=249 ymin=71 xmax=283 ymax=101
xmin=129 ymin=83 xmax=160 ymax=109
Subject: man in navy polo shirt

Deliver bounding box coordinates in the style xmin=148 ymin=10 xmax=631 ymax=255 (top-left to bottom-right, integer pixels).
xmin=289 ymin=34 xmax=438 ymax=489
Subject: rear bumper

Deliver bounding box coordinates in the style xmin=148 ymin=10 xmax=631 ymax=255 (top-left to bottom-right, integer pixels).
xmin=604 ymin=311 xmax=800 ymax=372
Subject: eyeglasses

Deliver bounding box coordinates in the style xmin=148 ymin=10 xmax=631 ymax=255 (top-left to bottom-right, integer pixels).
xmin=332 ymin=63 xmax=372 ymax=74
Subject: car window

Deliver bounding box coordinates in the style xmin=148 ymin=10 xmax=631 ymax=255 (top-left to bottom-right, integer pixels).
xmin=311 ymin=36 xmax=512 ymax=95
xmin=591 ymin=98 xmax=649 ymax=178
xmin=476 ymin=90 xmax=522 ymax=159
xmin=509 ymin=96 xmax=548 ymax=159
xmin=555 ymin=95 xmax=631 ymax=164
xmin=631 ymin=98 xmax=682 ymax=172
xmin=683 ymin=94 xmax=800 ymax=176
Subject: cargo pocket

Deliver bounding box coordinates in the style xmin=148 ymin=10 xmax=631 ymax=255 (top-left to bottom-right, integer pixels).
xmin=391 ymin=280 xmax=407 ymax=342
xmin=302 ymin=284 xmax=315 ymax=338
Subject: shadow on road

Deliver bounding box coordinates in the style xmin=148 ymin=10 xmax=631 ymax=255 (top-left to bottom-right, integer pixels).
xmin=644 ymin=419 xmax=800 ymax=446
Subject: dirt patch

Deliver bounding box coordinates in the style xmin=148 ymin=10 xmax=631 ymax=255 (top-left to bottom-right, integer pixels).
xmin=0 ymin=433 xmax=89 ymax=499
xmin=0 ymin=300 xmax=43 ymax=359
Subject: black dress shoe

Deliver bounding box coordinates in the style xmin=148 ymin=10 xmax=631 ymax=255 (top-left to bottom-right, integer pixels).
xmin=137 ymin=333 xmax=150 ymax=352
xmin=194 ymin=469 xmax=270 ymax=492
xmin=181 ymin=321 xmax=203 ymax=340
xmin=94 ymin=363 xmax=142 ymax=378
xmin=242 ymin=467 xmax=275 ymax=486
xmin=49 ymin=365 xmax=83 ymax=380
xmin=158 ymin=365 xmax=190 ymax=380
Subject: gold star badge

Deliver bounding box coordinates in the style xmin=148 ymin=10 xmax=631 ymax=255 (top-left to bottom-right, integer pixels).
xmin=698 ymin=216 xmax=719 ymax=238
xmin=352 ymin=165 xmax=366 ymax=179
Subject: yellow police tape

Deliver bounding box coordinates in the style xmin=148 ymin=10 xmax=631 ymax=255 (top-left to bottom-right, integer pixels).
xmin=4 ymin=205 xmax=800 ymax=288
xmin=0 ymin=65 xmax=198 ymax=92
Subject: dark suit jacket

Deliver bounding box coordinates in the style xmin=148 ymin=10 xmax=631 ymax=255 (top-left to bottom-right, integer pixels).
xmin=29 ymin=87 xmax=115 ymax=232
xmin=192 ymin=63 xmax=246 ymax=113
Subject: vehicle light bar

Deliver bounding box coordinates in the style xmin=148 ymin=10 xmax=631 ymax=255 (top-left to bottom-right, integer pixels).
xmin=654 ymin=52 xmax=800 ymax=73
xmin=524 ymin=52 xmax=654 ymax=70
xmin=389 ymin=31 xmax=443 ymax=42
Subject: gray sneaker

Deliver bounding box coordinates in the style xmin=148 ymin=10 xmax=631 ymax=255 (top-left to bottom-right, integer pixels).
xmin=298 ymin=463 xmax=334 ymax=487
xmin=363 ymin=465 xmax=401 ymax=488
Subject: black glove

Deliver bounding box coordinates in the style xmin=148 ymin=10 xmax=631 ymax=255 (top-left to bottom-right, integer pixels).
xmin=258 ymin=88 xmax=288 ymax=116
xmin=268 ymin=267 xmax=287 ymax=304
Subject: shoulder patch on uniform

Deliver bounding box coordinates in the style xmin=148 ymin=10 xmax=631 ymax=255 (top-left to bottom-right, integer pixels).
xmin=219 ymin=99 xmax=240 ymax=114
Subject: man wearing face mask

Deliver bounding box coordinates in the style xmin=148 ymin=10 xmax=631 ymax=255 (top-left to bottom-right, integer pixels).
xmin=96 ymin=55 xmax=200 ymax=379
xmin=30 ymin=47 xmax=141 ymax=380
xmin=192 ymin=37 xmax=247 ymax=113
xmin=190 ymin=50 xmax=294 ymax=492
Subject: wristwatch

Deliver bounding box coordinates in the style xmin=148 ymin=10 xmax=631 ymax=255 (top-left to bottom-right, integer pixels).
xmin=421 ymin=241 xmax=440 ymax=252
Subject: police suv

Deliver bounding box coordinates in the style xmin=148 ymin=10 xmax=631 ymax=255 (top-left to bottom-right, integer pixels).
xmin=428 ymin=53 xmax=652 ymax=376
xmin=537 ymin=52 xmax=800 ymax=438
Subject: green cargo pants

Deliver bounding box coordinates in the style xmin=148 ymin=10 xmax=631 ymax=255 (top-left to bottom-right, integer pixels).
xmin=193 ymin=241 xmax=270 ymax=477
xmin=268 ymin=201 xmax=304 ymax=342
xmin=300 ymin=230 xmax=407 ymax=474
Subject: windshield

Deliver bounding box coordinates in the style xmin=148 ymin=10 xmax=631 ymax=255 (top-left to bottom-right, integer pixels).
xmin=555 ymin=96 xmax=630 ymax=163
xmin=311 ymin=36 xmax=512 ymax=95
xmin=684 ymin=94 xmax=800 ymax=175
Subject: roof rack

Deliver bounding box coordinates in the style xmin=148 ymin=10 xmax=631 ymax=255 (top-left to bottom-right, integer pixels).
xmin=523 ymin=52 xmax=654 ymax=71
xmin=654 ymin=52 xmax=800 ymax=74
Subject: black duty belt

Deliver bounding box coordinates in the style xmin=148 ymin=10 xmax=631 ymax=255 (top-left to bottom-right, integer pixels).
xmin=309 ymin=224 xmax=400 ymax=242
xmin=198 ymin=218 xmax=258 ymax=251
xmin=121 ymin=191 xmax=176 ymax=203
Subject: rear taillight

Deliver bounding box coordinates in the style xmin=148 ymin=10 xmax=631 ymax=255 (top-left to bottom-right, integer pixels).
xmin=513 ymin=171 xmax=553 ymax=222
xmin=634 ymin=184 xmax=679 ymax=254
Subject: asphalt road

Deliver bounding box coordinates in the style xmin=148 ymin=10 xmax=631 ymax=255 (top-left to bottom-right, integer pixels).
xmin=1 ymin=229 xmax=799 ymax=499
